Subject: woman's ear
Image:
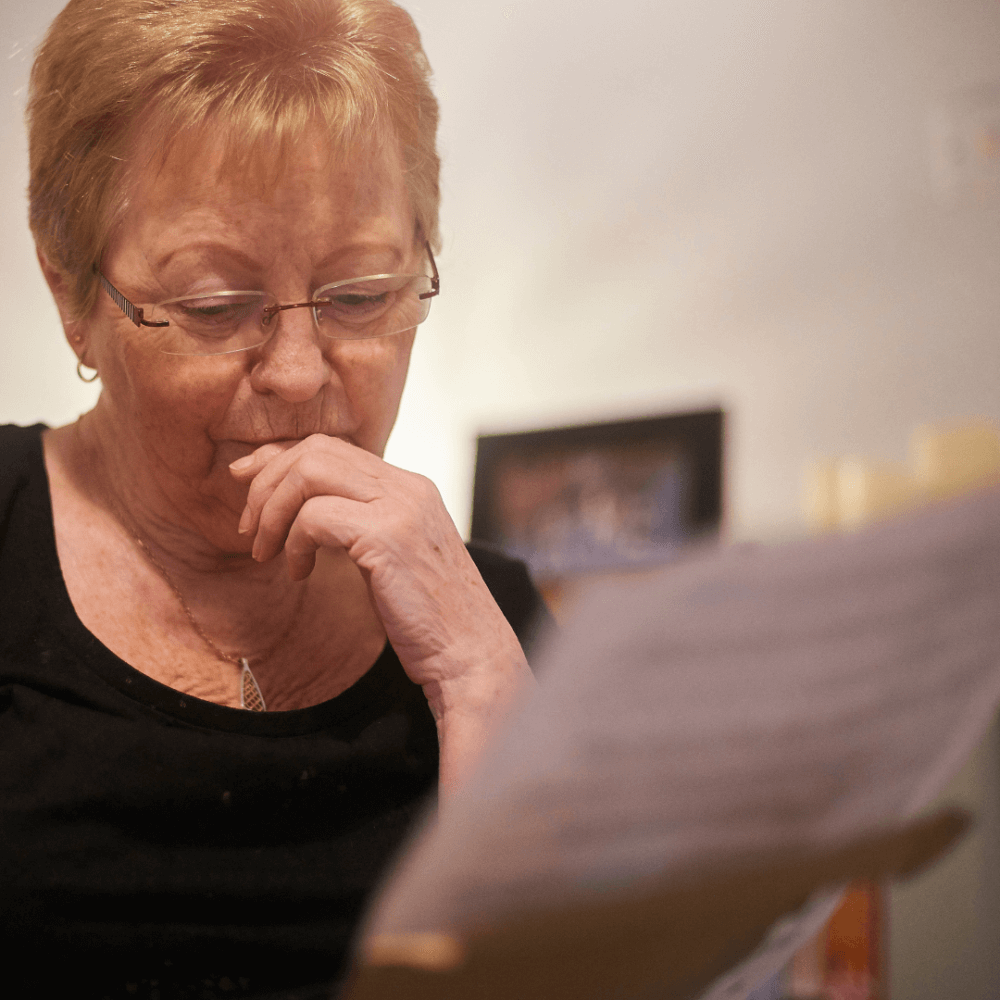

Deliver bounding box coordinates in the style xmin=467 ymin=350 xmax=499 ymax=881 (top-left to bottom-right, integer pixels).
xmin=36 ymin=247 xmax=86 ymax=355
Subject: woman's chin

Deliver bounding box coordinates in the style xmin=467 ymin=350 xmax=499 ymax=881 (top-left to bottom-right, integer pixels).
xmin=190 ymin=479 xmax=255 ymax=556
xmin=222 ymin=531 xmax=256 ymax=558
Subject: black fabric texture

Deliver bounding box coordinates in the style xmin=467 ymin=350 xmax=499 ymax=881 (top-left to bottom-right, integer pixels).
xmin=0 ymin=423 xmax=549 ymax=1000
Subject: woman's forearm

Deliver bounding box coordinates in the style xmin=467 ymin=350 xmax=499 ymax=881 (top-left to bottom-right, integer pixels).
xmin=422 ymin=637 xmax=536 ymax=802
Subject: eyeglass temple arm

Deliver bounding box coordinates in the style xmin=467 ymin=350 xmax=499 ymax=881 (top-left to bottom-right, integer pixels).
xmin=97 ymin=270 xmax=169 ymax=328
xmin=419 ymin=242 xmax=440 ymax=300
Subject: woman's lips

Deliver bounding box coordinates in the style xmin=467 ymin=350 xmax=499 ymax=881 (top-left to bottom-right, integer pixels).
xmin=236 ymin=437 xmax=305 ymax=448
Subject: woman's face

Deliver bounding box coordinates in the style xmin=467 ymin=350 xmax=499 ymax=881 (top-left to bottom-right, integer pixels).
xmin=75 ymin=126 xmax=422 ymax=548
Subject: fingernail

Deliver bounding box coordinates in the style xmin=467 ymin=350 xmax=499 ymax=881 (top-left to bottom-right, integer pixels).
xmin=229 ymin=455 xmax=255 ymax=471
xmin=238 ymin=508 xmax=251 ymax=534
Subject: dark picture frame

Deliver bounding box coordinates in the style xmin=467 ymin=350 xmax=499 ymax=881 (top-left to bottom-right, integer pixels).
xmin=471 ymin=408 xmax=725 ymax=582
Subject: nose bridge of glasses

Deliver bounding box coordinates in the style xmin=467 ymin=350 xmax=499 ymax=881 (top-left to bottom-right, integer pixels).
xmin=261 ymin=299 xmax=327 ymax=327
xmin=252 ymin=298 xmax=333 ymax=372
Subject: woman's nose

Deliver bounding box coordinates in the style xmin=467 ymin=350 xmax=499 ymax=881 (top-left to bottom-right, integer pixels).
xmin=248 ymin=306 xmax=332 ymax=402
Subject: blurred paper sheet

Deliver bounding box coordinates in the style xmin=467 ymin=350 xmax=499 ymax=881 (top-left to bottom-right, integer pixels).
xmin=350 ymin=484 xmax=1000 ymax=1000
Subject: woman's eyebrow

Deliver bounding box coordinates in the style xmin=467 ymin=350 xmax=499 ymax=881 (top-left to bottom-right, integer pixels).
xmin=312 ymin=243 xmax=407 ymax=273
xmin=149 ymin=242 xmax=265 ymax=274
xmin=149 ymin=241 xmax=408 ymax=275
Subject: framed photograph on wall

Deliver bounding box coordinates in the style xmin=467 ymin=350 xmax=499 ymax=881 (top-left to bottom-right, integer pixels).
xmin=471 ymin=408 xmax=725 ymax=584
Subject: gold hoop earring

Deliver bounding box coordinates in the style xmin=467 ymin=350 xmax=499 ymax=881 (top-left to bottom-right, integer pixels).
xmin=76 ymin=360 xmax=100 ymax=383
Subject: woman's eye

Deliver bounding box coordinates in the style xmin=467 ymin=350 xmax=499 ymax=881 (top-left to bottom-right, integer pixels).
xmin=333 ymin=292 xmax=390 ymax=309
xmin=184 ymin=303 xmax=237 ymax=320
xmin=167 ymin=294 xmax=263 ymax=336
xmin=315 ymin=279 xmax=404 ymax=327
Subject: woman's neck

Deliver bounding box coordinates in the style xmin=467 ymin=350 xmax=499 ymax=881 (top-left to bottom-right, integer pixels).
xmin=44 ymin=417 xmax=387 ymax=710
xmin=73 ymin=403 xmax=256 ymax=569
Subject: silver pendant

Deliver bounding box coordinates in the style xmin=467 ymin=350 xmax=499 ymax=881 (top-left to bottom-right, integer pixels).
xmin=240 ymin=658 xmax=267 ymax=712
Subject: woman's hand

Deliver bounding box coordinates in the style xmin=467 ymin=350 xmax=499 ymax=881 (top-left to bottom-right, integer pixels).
xmin=229 ymin=434 xmax=535 ymax=796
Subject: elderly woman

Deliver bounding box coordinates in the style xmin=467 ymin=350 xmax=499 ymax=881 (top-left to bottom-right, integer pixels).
xmin=0 ymin=0 xmax=544 ymax=996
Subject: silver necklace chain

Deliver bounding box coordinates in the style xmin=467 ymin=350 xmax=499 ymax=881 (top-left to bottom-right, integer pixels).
xmin=125 ymin=530 xmax=279 ymax=712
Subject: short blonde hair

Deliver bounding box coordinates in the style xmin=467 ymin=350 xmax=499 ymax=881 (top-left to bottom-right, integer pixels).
xmin=28 ymin=0 xmax=441 ymax=320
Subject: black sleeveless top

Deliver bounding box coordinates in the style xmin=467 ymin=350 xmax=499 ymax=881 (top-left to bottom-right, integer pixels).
xmin=0 ymin=423 xmax=547 ymax=1000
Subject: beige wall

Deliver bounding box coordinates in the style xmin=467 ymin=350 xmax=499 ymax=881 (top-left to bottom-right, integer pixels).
xmin=2 ymin=0 xmax=998 ymax=995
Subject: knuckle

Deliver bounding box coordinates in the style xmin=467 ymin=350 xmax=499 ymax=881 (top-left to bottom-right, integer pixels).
xmin=298 ymin=452 xmax=329 ymax=483
xmin=285 ymin=464 xmax=309 ymax=497
xmin=297 ymin=495 xmax=343 ymax=536
xmin=385 ymin=502 xmax=419 ymax=538
xmin=406 ymin=471 xmax=440 ymax=502
xmin=300 ymin=494 xmax=328 ymax=521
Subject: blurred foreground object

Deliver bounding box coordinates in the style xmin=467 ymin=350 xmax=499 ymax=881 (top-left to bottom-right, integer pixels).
xmin=344 ymin=462 xmax=1000 ymax=1000
xmin=348 ymin=811 xmax=966 ymax=1000
xmin=786 ymin=882 xmax=884 ymax=1000
xmin=792 ymin=417 xmax=1000 ymax=998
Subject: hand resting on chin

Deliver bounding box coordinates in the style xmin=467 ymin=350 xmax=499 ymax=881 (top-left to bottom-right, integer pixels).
xmin=230 ymin=433 xmax=536 ymax=799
